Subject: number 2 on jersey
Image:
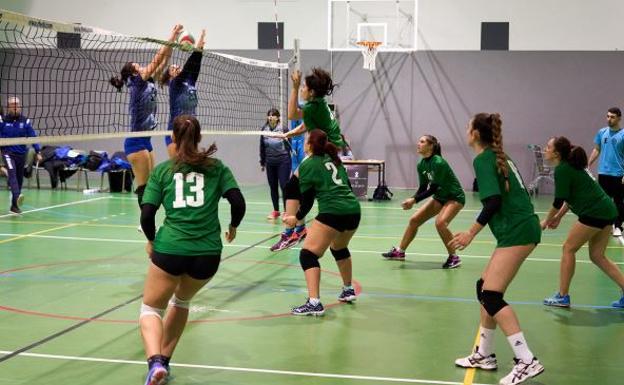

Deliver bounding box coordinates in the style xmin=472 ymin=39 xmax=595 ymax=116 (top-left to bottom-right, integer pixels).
xmin=173 ymin=172 xmax=205 ymax=208
xmin=325 ymin=162 xmax=343 ymax=185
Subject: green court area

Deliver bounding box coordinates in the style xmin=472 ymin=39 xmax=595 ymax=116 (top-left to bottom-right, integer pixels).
xmin=1 ymin=186 xmax=622 ymax=385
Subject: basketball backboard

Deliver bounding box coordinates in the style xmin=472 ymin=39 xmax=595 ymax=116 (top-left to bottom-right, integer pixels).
xmin=328 ymin=0 xmax=418 ymax=52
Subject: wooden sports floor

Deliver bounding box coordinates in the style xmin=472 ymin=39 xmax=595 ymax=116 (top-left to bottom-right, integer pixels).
xmin=1 ymin=186 xmax=622 ymax=385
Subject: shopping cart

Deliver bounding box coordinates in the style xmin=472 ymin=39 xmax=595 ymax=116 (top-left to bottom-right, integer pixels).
xmin=526 ymin=144 xmax=554 ymax=195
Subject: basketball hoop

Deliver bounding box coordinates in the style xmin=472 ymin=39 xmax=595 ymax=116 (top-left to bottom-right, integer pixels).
xmin=357 ymin=41 xmax=382 ymax=71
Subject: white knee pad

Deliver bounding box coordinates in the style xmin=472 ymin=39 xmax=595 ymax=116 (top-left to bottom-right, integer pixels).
xmin=168 ymin=295 xmax=191 ymax=309
xmin=139 ymin=303 xmax=165 ymax=319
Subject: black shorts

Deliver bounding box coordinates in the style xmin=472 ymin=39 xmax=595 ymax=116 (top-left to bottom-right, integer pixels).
xmin=315 ymin=213 xmax=361 ymax=232
xmin=578 ymin=215 xmax=614 ymax=230
xmin=151 ymin=251 xmax=221 ymax=280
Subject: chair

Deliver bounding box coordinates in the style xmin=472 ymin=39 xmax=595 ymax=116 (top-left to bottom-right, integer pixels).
xmin=526 ymin=144 xmax=554 ymax=195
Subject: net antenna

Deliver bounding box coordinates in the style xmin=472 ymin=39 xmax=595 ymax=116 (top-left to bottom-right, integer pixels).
xmin=291 ymin=38 xmax=301 ymax=73
xmin=357 ymin=41 xmax=382 ymax=71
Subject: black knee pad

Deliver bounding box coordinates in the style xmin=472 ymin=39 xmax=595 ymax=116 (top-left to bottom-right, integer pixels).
xmin=284 ymin=176 xmax=301 ymax=201
xmin=299 ymin=248 xmax=320 ymax=271
xmin=480 ymin=290 xmax=508 ymax=317
xmin=135 ymin=184 xmax=146 ymax=206
xmin=476 ymin=278 xmax=484 ymax=302
xmin=330 ymin=248 xmax=350 ymax=261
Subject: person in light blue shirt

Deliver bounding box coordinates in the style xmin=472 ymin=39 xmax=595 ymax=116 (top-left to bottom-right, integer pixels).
xmin=160 ymin=29 xmax=205 ymax=158
xmin=589 ymin=107 xmax=624 ymax=234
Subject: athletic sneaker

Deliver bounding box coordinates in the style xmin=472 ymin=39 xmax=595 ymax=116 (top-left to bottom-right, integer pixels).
xmin=382 ymin=247 xmax=405 ymax=261
xmin=294 ymin=227 xmax=307 ymax=242
xmin=613 ymin=225 xmax=623 ymax=237
xmin=17 ymin=194 xmax=24 ymax=206
xmin=338 ymin=287 xmax=357 ymax=302
xmin=270 ymin=232 xmax=296 ymax=252
xmin=144 ymin=362 xmax=168 ymax=385
xmin=498 ymin=357 xmax=544 ymax=385
xmin=543 ymin=292 xmax=570 ymax=308
xmin=611 ymin=294 xmax=624 ymax=308
xmin=267 ymin=210 xmax=280 ymax=220
xmin=9 ymin=206 xmax=21 ymax=215
xmin=291 ymin=299 xmax=325 ymax=316
xmin=455 ymin=346 xmax=498 ymax=370
xmin=442 ymin=254 xmax=462 ymax=269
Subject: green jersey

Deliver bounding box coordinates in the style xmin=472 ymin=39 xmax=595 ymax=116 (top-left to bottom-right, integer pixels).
xmin=142 ymin=158 xmax=239 ymax=256
xmin=474 ymin=148 xmax=540 ymax=247
xmin=554 ymin=161 xmax=617 ymax=220
xmin=302 ymin=97 xmax=345 ymax=147
xmin=417 ymin=155 xmax=466 ymax=205
xmin=298 ymin=154 xmax=361 ymax=215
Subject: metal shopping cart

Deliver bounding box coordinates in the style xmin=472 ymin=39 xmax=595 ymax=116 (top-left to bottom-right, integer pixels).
xmin=526 ymin=144 xmax=554 ymax=195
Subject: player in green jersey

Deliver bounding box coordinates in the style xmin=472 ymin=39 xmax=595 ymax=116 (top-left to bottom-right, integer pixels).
xmin=382 ymin=135 xmax=465 ymax=268
xmin=541 ymin=136 xmax=624 ymax=308
xmin=270 ymin=67 xmax=344 ymax=252
xmin=283 ymin=129 xmax=361 ymax=316
xmin=450 ymin=113 xmax=544 ymax=385
xmin=138 ymin=115 xmax=246 ymax=385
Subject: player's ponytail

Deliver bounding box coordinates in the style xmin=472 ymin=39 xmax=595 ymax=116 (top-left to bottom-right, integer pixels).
xmin=472 ymin=112 xmax=509 ymax=191
xmin=424 ymin=135 xmax=441 ymax=156
xmin=172 ymin=115 xmax=217 ymax=170
xmin=553 ymin=136 xmax=588 ymax=170
xmin=110 ymin=62 xmax=135 ymax=92
xmin=308 ymin=129 xmax=342 ymax=166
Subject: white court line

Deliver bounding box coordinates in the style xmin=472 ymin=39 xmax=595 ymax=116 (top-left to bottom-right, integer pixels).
xmin=0 ymin=350 xmax=490 ymax=385
xmin=0 ymin=196 xmax=112 ymax=219
xmin=107 ymin=196 xmax=552 ymax=214
xmin=0 ymin=232 xmax=620 ymax=266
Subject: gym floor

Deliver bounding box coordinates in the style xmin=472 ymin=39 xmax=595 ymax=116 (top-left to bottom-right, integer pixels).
xmin=1 ymin=186 xmax=622 ymax=385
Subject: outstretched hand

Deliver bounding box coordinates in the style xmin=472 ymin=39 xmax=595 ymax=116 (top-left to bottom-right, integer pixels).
xmin=448 ymin=231 xmax=474 ymax=251
xmin=291 ymin=70 xmax=302 ymax=88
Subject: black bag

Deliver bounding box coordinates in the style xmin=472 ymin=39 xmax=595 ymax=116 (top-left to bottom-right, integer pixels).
xmin=372 ymin=184 xmax=393 ymax=201
xmin=108 ymin=170 xmax=133 ymax=192
xmin=84 ymin=151 xmax=104 ymax=171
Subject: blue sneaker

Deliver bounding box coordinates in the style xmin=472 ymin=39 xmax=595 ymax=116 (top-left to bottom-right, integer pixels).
xmin=611 ymin=294 xmax=624 ymax=308
xmin=543 ymin=292 xmax=570 ymax=308
xmin=291 ymin=299 xmax=325 ymax=316
xmin=144 ymin=362 xmax=168 ymax=385
xmin=338 ymin=287 xmax=357 ymax=302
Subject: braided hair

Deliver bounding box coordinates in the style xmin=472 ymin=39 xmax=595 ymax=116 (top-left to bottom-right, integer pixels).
xmin=472 ymin=112 xmax=509 ymax=191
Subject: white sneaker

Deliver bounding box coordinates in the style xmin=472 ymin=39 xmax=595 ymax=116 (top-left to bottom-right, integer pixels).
xmin=499 ymin=357 xmax=544 ymax=385
xmin=455 ymin=347 xmax=498 ymax=370
xmin=613 ymin=226 xmax=622 ymax=237
xmin=17 ymin=194 xmax=24 ymax=206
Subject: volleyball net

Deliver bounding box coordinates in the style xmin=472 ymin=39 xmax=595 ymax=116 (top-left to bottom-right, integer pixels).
xmin=0 ymin=9 xmax=290 ymax=146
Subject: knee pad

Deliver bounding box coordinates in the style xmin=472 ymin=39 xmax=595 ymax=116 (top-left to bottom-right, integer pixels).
xmin=299 ymin=248 xmax=320 ymax=271
xmin=476 ymin=278 xmax=484 ymax=302
xmin=169 ymin=295 xmax=191 ymax=309
xmin=135 ymin=184 xmax=146 ymax=206
xmin=139 ymin=303 xmax=165 ymax=319
xmin=330 ymin=248 xmax=350 ymax=261
xmin=480 ymin=290 xmax=508 ymax=317
xmin=284 ymin=176 xmax=301 ymax=201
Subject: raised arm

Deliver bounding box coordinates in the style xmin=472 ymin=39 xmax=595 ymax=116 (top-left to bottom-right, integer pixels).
xmin=141 ymin=24 xmax=183 ymax=81
xmin=288 ymin=70 xmax=303 ymax=120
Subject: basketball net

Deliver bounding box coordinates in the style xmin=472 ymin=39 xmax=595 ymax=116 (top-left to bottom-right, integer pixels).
xmin=357 ymin=41 xmax=382 ymax=71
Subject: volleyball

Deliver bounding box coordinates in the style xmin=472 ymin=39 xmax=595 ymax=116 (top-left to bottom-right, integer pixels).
xmin=177 ymin=30 xmax=195 ymax=47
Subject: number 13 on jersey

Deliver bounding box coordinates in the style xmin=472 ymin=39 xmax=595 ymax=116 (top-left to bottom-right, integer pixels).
xmin=173 ymin=172 xmax=205 ymax=208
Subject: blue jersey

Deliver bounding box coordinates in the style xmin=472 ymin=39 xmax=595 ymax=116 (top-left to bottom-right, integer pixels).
xmin=290 ymin=119 xmax=305 ymax=170
xmin=594 ymin=126 xmax=624 ymax=176
xmin=168 ymin=51 xmax=202 ymax=131
xmin=0 ymin=114 xmax=40 ymax=155
xmin=127 ymin=74 xmax=158 ymax=131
